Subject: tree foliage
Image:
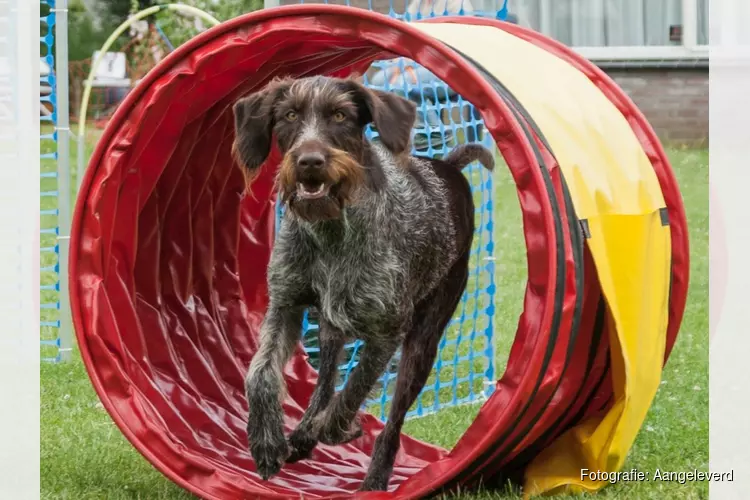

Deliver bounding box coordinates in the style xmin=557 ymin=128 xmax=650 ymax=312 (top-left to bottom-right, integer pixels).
xmin=94 ymin=0 xmax=158 ymax=28
xmin=192 ymin=0 xmax=265 ymax=21
xmin=49 ymin=0 xmax=265 ymax=64
xmin=65 ymin=1 xmax=112 ymax=61
xmin=93 ymin=0 xmax=263 ymax=27
xmin=152 ymin=0 xmax=264 ymax=48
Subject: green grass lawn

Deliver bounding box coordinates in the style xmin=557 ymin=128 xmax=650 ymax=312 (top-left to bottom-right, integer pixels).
xmin=40 ymin=137 xmax=708 ymax=499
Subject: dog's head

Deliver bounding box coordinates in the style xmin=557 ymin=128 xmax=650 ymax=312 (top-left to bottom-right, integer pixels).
xmin=232 ymin=76 xmax=417 ymax=222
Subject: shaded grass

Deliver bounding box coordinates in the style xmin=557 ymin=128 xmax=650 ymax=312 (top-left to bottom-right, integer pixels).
xmin=41 ymin=144 xmax=707 ymax=499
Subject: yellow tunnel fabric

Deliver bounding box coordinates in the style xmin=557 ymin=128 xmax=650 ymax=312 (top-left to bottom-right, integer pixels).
xmin=412 ymin=23 xmax=672 ymax=496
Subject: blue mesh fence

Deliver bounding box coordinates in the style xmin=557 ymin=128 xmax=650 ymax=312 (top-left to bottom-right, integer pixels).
xmin=40 ymin=0 xmax=62 ymax=362
xmin=277 ymin=0 xmax=506 ymax=421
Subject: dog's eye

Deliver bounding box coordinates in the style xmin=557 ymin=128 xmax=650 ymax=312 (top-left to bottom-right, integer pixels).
xmin=284 ymin=111 xmax=298 ymax=122
xmin=332 ymin=111 xmax=346 ymax=122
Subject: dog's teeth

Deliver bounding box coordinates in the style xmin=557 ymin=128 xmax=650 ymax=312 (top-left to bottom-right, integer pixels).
xmin=297 ymin=182 xmax=326 ymax=196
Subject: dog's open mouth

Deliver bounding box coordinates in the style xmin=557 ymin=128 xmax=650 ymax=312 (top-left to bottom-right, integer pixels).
xmin=296 ymin=181 xmax=331 ymax=200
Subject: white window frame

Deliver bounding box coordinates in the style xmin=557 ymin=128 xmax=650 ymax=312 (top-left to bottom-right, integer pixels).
xmin=536 ymin=0 xmax=708 ymax=62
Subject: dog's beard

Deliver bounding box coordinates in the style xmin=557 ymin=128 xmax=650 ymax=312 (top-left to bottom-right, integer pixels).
xmin=276 ymin=148 xmax=364 ymax=223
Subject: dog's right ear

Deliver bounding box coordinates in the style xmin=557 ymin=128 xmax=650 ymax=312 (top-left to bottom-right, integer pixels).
xmin=342 ymin=79 xmax=417 ymax=156
xmin=232 ymin=83 xmax=285 ymax=176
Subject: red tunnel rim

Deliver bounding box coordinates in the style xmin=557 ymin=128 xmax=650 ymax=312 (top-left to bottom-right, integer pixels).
xmin=67 ymin=5 xmax=684 ymax=500
xmin=68 ymin=6 xmax=558 ymax=499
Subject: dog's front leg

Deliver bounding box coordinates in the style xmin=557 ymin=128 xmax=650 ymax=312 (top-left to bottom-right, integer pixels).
xmin=245 ymin=305 xmax=303 ymax=480
xmin=313 ymin=337 xmax=400 ymax=447
xmin=359 ymin=326 xmax=442 ymax=491
xmin=287 ymin=318 xmax=345 ymax=462
xmin=361 ymin=257 xmax=470 ymax=491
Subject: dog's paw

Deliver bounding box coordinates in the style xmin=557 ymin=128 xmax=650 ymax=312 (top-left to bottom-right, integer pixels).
xmin=251 ymin=440 xmax=289 ymax=480
xmin=249 ymin=428 xmax=289 ymax=480
xmin=286 ymin=428 xmax=317 ymax=463
xmin=359 ymin=473 xmax=389 ymax=492
xmin=315 ymin=412 xmax=363 ymax=446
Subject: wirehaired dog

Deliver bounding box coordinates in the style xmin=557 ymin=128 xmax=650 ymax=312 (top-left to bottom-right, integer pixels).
xmin=233 ymin=75 xmax=494 ymax=491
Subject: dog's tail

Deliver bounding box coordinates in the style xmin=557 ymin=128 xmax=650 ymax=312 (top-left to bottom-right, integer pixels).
xmin=444 ymin=144 xmax=495 ymax=171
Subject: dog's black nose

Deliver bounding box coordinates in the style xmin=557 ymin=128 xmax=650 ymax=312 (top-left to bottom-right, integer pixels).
xmin=297 ymin=152 xmax=325 ymax=169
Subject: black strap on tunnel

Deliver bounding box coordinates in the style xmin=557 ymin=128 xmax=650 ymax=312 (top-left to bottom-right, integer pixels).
xmin=502 ymin=298 xmax=610 ymax=476
xmin=432 ymin=45 xmax=596 ymax=493
xmin=580 ymin=219 xmax=592 ymax=239
xmin=660 ymin=207 xmax=670 ymax=226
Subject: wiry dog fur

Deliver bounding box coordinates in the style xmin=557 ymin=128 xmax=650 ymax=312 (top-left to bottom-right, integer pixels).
xmin=234 ymin=75 xmax=494 ymax=491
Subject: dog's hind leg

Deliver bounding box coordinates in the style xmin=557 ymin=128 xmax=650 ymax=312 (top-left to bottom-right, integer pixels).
xmin=287 ymin=318 xmax=345 ymax=463
xmin=245 ymin=305 xmax=303 ymax=480
xmin=313 ymin=335 xmax=401 ymax=447
xmin=360 ymin=254 xmax=470 ymax=492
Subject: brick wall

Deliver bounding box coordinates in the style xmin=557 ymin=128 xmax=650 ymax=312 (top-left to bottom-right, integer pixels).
xmin=600 ymin=67 xmax=709 ymax=147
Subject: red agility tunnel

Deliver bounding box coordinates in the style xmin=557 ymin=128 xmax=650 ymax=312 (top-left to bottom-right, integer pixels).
xmin=70 ymin=5 xmax=689 ymax=499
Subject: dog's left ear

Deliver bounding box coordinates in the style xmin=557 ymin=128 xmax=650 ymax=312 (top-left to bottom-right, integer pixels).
xmin=348 ymin=82 xmax=417 ymax=156
xmin=232 ymin=93 xmax=271 ymax=176
xmin=232 ymin=80 xmax=288 ymax=177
